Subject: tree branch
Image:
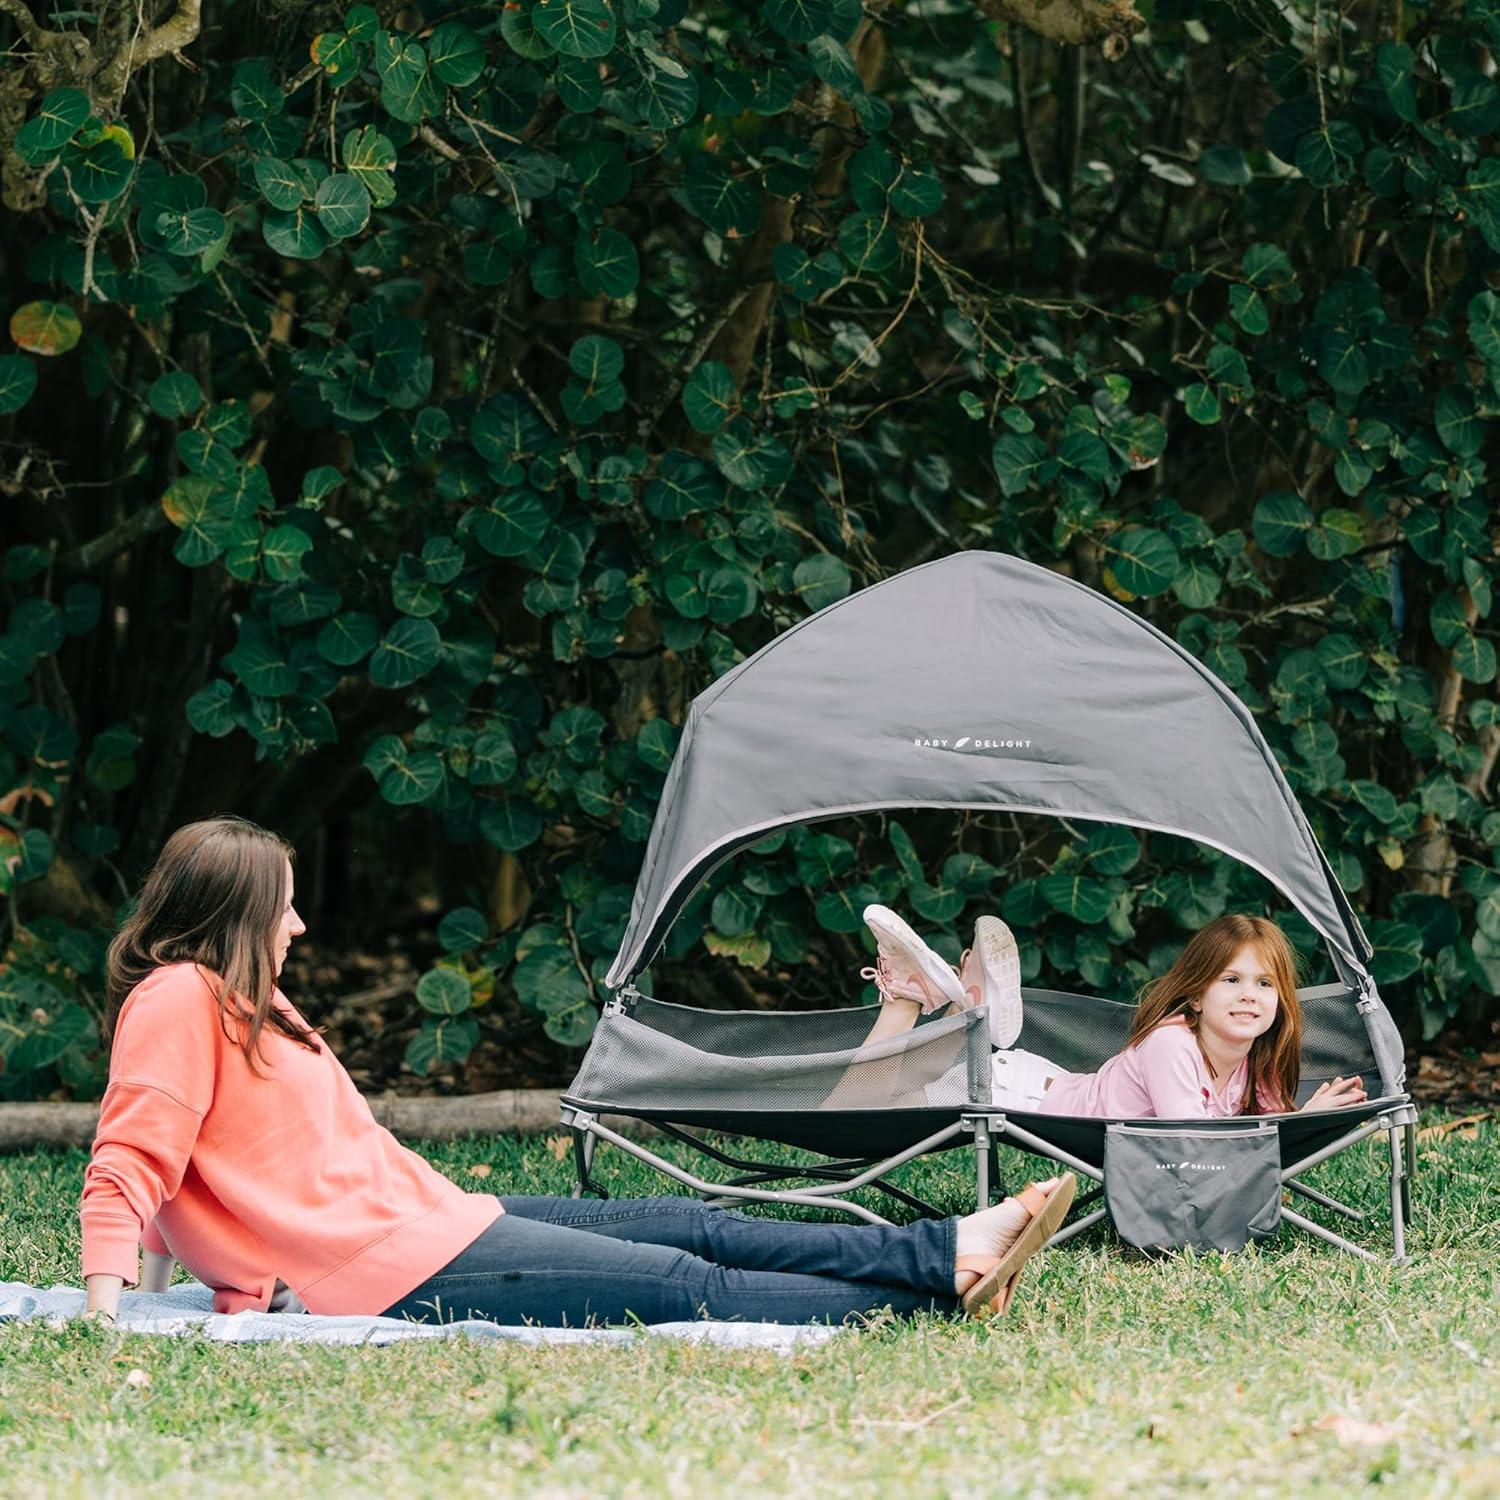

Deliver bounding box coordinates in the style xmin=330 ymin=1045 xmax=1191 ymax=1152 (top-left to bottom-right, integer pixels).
xmin=637 ymin=285 xmax=754 ymax=440
xmin=92 ymin=1 xmax=203 ymax=103
xmin=703 ymin=21 xmax=887 ymax=401
xmin=976 ymin=0 xmax=1146 ymax=48
xmin=1409 ymin=591 xmax=1479 ymax=896
xmin=1469 ymin=726 xmax=1500 ymax=804
xmin=58 ymin=501 xmax=169 ymax=576
xmin=417 ymin=123 xmax=462 ymax=162
xmin=0 ymin=0 xmax=53 ymax=50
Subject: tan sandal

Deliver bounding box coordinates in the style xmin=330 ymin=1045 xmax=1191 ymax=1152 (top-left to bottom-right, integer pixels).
xmin=956 ymin=1173 xmax=1077 ymax=1318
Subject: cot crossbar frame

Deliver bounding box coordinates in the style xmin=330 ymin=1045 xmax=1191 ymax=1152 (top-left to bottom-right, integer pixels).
xmin=977 ymin=1101 xmax=1419 ymax=1262
xmin=560 ymin=1100 xmax=1418 ymax=1260
xmin=644 ymin=1119 xmax=952 ymax=1219
xmin=562 ymin=1106 xmax=968 ymax=1226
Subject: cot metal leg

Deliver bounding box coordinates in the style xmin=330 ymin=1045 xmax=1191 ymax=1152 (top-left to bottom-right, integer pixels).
xmin=1281 ymin=1206 xmax=1377 ymax=1261
xmin=1284 ymin=1178 xmax=1365 ymax=1221
xmin=1389 ymin=1124 xmax=1408 ymax=1264
xmin=1277 ymin=1104 xmax=1416 ymax=1262
xmin=1046 ymin=1207 xmax=1109 ymax=1249
xmin=969 ymin=1113 xmax=1106 ymax=1245
xmin=1400 ymin=1119 xmax=1415 ymax=1224
xmin=1277 ymin=1115 xmax=1387 ymax=1182
xmin=718 ymin=1167 xmax=943 ymax=1219
xmin=563 ymin=1110 xmax=608 ymax=1200
xmin=972 ymin=1116 xmax=992 ymax=1210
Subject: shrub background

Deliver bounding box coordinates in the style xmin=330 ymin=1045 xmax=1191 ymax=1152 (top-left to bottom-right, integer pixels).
xmin=1 ymin=0 xmax=1497 ymax=1099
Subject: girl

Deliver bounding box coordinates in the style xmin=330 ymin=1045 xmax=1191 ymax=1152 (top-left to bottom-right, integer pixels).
xmin=79 ymin=818 xmax=1075 ymax=1328
xmin=858 ymin=905 xmax=1369 ymax=1118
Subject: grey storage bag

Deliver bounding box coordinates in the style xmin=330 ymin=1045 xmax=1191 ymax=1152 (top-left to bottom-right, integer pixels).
xmin=1103 ymin=1122 xmax=1282 ymax=1252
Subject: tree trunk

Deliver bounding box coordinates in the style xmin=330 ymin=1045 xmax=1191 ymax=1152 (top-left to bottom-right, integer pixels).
xmin=0 ymin=1090 xmax=663 ymax=1151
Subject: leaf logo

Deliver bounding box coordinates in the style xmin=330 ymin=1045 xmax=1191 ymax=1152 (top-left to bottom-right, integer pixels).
xmin=954 ymin=736 xmax=970 ymax=749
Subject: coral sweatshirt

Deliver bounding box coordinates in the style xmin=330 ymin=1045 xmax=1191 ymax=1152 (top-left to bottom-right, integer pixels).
xmin=79 ymin=962 xmax=501 ymax=1315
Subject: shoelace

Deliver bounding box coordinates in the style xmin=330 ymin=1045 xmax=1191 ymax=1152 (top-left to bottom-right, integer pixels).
xmin=859 ymin=956 xmax=897 ymax=1002
xmin=860 ymin=953 xmax=958 ymax=1013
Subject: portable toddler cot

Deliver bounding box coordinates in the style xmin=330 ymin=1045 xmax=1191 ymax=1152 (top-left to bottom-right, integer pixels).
xmin=561 ymin=551 xmax=1418 ymax=1259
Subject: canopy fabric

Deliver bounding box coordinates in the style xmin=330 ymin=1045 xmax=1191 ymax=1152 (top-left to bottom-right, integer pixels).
xmin=606 ymin=550 xmax=1373 ymax=990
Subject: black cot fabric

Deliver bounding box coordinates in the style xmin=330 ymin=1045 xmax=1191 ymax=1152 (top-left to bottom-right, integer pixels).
xmin=560 ymin=1100 xmax=982 ymax=1162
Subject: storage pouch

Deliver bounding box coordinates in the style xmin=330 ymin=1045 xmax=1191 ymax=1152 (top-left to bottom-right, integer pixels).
xmin=1103 ymin=1122 xmax=1282 ymax=1252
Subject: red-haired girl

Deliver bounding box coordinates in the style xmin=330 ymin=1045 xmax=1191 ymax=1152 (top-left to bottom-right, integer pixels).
xmin=859 ymin=905 xmax=1368 ymax=1118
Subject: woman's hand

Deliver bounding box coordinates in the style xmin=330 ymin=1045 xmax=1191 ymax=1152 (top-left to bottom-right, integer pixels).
xmin=83 ymin=1273 xmax=124 ymax=1323
xmin=1300 ymin=1075 xmax=1367 ymax=1112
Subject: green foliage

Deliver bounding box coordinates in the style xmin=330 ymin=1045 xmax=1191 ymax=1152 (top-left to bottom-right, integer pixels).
xmin=2 ymin=0 xmax=1498 ymax=1098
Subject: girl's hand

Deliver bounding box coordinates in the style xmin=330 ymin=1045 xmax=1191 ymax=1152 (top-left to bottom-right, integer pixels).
xmin=1300 ymin=1075 xmax=1367 ymax=1112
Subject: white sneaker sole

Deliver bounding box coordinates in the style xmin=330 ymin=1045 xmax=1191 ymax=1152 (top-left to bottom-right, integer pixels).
xmin=974 ymin=915 xmax=1024 ymax=1048
xmin=862 ymin=903 xmax=967 ymax=1010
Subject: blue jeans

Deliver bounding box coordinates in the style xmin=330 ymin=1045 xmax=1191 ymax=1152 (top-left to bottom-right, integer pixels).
xmin=379 ymin=1196 xmax=961 ymax=1327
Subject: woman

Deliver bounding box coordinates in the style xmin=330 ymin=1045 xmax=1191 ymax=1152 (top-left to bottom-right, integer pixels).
xmin=859 ymin=905 xmax=1369 ymax=1118
xmin=80 ymin=818 xmax=1074 ymax=1328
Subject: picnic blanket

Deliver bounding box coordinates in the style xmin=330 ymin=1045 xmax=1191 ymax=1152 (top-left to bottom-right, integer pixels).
xmin=0 ymin=1281 xmax=841 ymax=1352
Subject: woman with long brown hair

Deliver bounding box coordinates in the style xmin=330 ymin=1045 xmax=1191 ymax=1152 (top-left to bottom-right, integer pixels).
xmin=857 ymin=907 xmax=1368 ymax=1118
xmin=80 ymin=817 xmax=1075 ymax=1327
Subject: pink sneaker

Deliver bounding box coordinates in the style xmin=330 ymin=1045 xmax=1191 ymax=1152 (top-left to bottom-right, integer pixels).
xmin=958 ymin=915 xmax=1024 ymax=1048
xmin=861 ymin=904 xmax=967 ymax=1015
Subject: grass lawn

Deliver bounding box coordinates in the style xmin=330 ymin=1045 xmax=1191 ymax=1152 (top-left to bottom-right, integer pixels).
xmin=1 ymin=1117 xmax=1496 ymax=1498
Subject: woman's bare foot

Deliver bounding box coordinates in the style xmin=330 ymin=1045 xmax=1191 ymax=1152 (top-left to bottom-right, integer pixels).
xmin=952 ymin=1178 xmax=1065 ymax=1296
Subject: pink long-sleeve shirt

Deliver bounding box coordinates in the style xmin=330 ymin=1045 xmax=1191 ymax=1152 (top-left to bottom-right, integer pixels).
xmin=79 ymin=962 xmax=501 ymax=1315
xmin=1037 ymin=1016 xmax=1281 ymax=1119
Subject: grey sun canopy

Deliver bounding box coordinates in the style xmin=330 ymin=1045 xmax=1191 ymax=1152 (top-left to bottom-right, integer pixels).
xmin=606 ymin=550 xmax=1374 ymax=992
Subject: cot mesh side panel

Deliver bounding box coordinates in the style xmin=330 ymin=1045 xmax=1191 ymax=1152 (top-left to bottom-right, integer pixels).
xmin=1015 ymin=983 xmax=1381 ymax=1103
xmin=566 ymin=998 xmax=990 ymax=1113
xmin=1295 ymin=983 xmax=1382 ymax=1100
xmin=565 ymin=984 xmax=1387 ymax=1131
xmin=1012 ymin=988 xmax=1133 ymax=1073
xmin=606 ymin=999 xmax=895 ymax=1058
